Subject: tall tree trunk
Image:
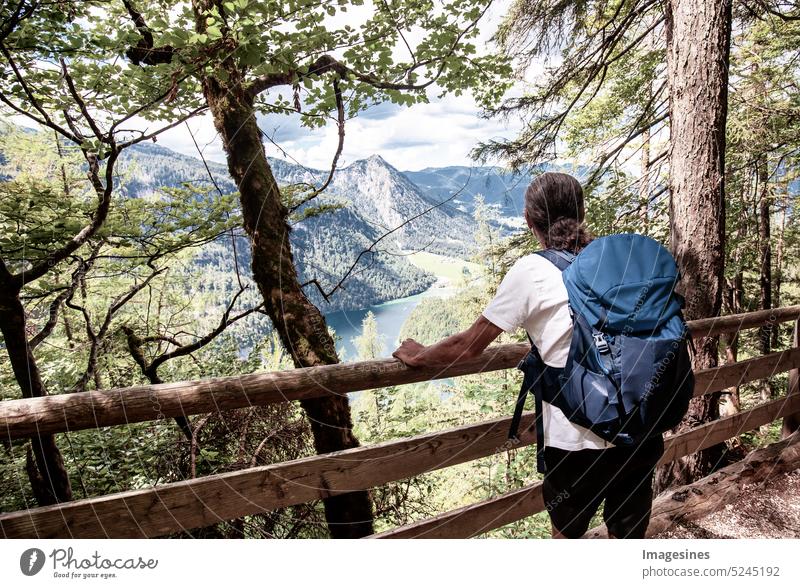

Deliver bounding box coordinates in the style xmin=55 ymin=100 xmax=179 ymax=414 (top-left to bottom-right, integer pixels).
xmin=638 ymin=27 xmax=654 ymax=233
xmin=757 ymin=158 xmax=773 ymax=401
xmin=189 ymin=11 xmax=373 ymax=535
xmin=772 ymin=190 xmax=787 ymax=349
xmin=656 ymin=0 xmax=732 ymax=491
xmin=0 ymin=281 xmax=73 ymax=505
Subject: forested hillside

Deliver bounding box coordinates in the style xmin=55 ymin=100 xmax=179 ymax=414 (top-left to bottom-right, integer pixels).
xmin=2 ymin=129 xmax=505 ymax=314
xmin=120 ymin=142 xmax=463 ymax=312
xmin=3 ymin=130 xmax=586 ymax=315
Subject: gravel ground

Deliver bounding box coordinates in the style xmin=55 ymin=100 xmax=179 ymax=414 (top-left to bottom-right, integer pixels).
xmin=654 ymin=468 xmax=800 ymax=538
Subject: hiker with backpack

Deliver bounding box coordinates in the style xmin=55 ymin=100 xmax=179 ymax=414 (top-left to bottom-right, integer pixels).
xmin=392 ymin=172 xmax=693 ymax=539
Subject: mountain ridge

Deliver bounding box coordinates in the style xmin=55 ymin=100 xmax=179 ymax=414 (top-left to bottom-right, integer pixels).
xmin=121 ymin=142 xmax=476 ymax=312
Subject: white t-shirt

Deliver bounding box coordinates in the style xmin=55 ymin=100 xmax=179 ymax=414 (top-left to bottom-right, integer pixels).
xmin=482 ymin=253 xmax=613 ymax=451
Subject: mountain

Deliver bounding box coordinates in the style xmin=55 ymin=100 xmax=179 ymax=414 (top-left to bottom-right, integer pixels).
xmin=123 ymin=145 xmax=478 ymax=257
xmin=121 ymin=142 xmax=238 ymax=195
xmin=119 ymin=143 xmax=478 ymax=312
xmin=402 ymin=162 xmax=592 ymax=220
xmin=0 ymin=125 xmax=589 ymax=320
xmin=3 ymin=126 xmax=541 ymax=313
xmin=403 ymin=165 xmax=533 ymax=218
xmin=266 ymin=154 xmax=477 ymax=257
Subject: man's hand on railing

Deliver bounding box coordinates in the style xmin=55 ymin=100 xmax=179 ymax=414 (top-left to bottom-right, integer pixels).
xmin=392 ymin=338 xmax=426 ymax=367
xmin=392 ymin=315 xmax=504 ymax=368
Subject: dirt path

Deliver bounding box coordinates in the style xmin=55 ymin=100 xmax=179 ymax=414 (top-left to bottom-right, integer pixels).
xmin=653 ymin=468 xmax=800 ymax=538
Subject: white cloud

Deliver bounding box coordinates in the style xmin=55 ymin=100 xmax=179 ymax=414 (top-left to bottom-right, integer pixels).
xmin=259 ymin=93 xmax=520 ymax=171
xmin=5 ymin=88 xmax=523 ymax=173
xmin=150 ymin=76 xmax=524 ymax=172
xmin=152 ymin=114 xmax=227 ymax=164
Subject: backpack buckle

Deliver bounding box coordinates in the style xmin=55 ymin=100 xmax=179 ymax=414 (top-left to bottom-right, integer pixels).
xmin=593 ymin=333 xmax=610 ymax=354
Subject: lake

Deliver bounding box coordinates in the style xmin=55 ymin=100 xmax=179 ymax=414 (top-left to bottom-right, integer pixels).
xmin=324 ymin=251 xmax=479 ymax=361
xmin=325 ymin=283 xmax=451 ymax=361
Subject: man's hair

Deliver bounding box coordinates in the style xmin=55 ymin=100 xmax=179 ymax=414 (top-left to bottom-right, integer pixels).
xmin=524 ymin=171 xmax=592 ymax=251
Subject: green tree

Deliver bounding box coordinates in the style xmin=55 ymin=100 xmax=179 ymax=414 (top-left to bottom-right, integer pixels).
xmin=0 ymin=0 xmax=215 ymax=504
xmin=1 ymin=0 xmax=511 ymax=534
xmin=352 ymin=311 xmax=385 ymax=361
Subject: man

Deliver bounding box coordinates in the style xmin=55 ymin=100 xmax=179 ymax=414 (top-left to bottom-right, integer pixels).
xmin=392 ymin=172 xmax=664 ymax=538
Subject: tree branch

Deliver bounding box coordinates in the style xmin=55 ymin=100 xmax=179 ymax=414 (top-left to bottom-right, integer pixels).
xmin=60 ymin=58 xmax=106 ymax=142
xmin=29 ymin=247 xmax=98 ymax=351
xmin=11 ymin=147 xmax=118 ymax=288
xmin=148 ymin=286 xmax=262 ymax=374
xmin=119 ymin=286 xmax=263 ymax=440
xmin=288 ymin=78 xmax=346 ymax=212
xmin=0 ymin=0 xmax=37 ymax=44
xmin=122 ymin=0 xmax=175 ymax=65
xmin=245 ymin=8 xmax=484 ymax=102
xmin=0 ymin=42 xmax=81 ymax=143
xmin=66 ymin=266 xmax=165 ymax=393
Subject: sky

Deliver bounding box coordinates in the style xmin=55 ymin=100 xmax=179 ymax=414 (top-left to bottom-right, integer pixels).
xmin=149 ymin=0 xmax=531 ymax=172
xmin=3 ymin=0 xmax=537 ymax=172
xmin=157 ymin=92 xmax=521 ymax=172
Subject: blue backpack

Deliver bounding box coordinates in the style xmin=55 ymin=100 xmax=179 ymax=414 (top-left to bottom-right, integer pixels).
xmin=507 ymin=234 xmax=694 ymax=473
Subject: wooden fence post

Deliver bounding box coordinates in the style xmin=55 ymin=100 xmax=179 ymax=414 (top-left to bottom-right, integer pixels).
xmin=782 ymin=318 xmax=800 ymax=437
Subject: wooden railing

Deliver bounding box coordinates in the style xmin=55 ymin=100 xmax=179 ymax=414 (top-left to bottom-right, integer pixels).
xmin=1 ymin=305 xmax=799 ymax=539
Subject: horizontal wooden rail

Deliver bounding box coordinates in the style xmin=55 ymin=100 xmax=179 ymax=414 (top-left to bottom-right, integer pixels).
xmin=0 ymin=412 xmax=539 ymax=538
xmin=660 ymin=392 xmax=800 ymax=462
xmin=687 ymin=305 xmax=800 ymax=339
xmin=3 ymin=342 xmax=799 ymax=539
xmin=371 ymin=392 xmax=800 ymax=539
xmin=693 ymin=347 xmax=800 ymax=395
xmin=371 ymin=481 xmax=546 ymax=539
xmin=0 ymin=344 xmax=529 ymax=440
xmin=2 ymin=306 xmax=799 ymax=440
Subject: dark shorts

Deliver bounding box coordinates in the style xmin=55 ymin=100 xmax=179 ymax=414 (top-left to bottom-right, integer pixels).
xmin=541 ymin=435 xmax=664 ymax=538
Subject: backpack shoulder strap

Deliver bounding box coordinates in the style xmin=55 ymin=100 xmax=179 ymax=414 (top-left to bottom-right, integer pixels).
xmin=509 ymin=345 xmax=547 ymax=473
xmin=535 ymin=248 xmax=576 ymax=272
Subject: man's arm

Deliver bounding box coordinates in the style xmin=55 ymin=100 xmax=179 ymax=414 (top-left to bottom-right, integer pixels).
xmin=391 ymin=315 xmax=503 ymax=368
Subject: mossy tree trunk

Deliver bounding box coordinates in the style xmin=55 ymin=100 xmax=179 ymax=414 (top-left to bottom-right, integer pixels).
xmin=0 ymin=264 xmax=73 ymax=505
xmin=190 ymin=6 xmax=373 ymax=536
